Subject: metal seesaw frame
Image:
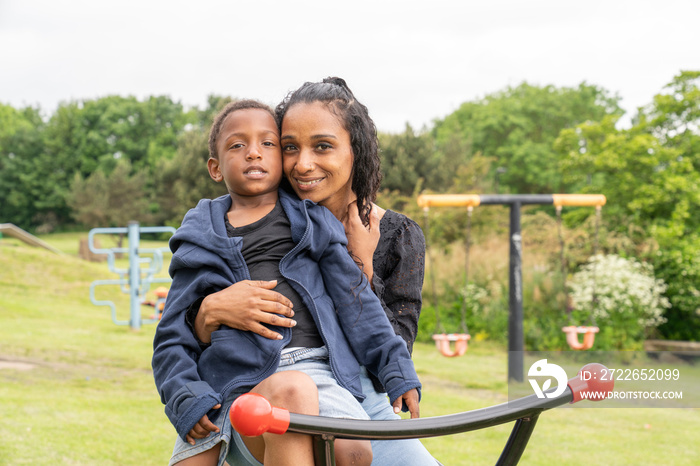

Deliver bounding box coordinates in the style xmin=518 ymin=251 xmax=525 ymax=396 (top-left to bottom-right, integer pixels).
xmin=230 ymin=363 xmax=614 ymax=466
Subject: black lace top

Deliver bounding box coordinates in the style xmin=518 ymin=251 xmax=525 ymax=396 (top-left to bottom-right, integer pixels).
xmin=371 ymin=210 xmax=426 ymax=355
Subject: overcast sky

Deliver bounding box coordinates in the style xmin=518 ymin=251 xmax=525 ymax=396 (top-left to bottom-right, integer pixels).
xmin=1 ymin=0 xmax=699 ymax=133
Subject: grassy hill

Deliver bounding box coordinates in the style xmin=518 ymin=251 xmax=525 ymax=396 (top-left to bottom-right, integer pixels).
xmin=1 ymin=235 xmax=699 ymax=465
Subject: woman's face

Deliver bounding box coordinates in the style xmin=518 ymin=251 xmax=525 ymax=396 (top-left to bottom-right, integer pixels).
xmin=281 ymin=102 xmax=354 ymax=214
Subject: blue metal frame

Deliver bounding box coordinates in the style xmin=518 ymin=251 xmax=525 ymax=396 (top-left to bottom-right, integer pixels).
xmin=88 ymin=222 xmax=175 ymax=330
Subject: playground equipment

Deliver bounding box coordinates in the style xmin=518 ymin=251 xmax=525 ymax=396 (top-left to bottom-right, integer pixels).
xmin=230 ymin=362 xmax=614 ymax=466
xmin=423 ymin=205 xmax=472 ymax=357
xmin=143 ymin=286 xmax=169 ymax=319
xmin=417 ymin=194 xmax=606 ymax=381
xmin=556 ymin=204 xmax=602 ymax=350
xmin=0 ymin=223 xmax=64 ymax=255
xmin=88 ymin=221 xmax=175 ymax=330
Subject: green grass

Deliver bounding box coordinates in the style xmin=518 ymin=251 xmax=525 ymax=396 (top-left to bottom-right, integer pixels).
xmin=1 ymin=234 xmax=699 ymax=465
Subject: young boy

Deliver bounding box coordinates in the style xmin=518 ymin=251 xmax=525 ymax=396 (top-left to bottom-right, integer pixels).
xmin=152 ymin=100 xmax=421 ymax=466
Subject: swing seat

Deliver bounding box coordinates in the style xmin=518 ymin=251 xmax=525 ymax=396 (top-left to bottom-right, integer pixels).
xmin=432 ymin=333 xmax=471 ymax=357
xmin=561 ymin=326 xmax=599 ymax=350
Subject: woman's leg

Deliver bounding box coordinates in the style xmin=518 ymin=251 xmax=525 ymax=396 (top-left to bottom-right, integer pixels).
xmin=359 ymin=368 xmax=440 ymax=466
xmin=334 ymin=439 xmax=372 ymax=466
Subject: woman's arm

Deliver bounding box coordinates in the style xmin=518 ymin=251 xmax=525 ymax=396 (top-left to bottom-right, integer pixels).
xmin=370 ymin=213 xmax=426 ymax=354
xmin=191 ymin=280 xmax=296 ymax=343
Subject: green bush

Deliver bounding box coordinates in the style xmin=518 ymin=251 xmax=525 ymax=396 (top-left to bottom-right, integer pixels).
xmin=419 ymin=280 xmax=508 ymax=344
xmin=652 ymin=234 xmax=700 ymax=341
xmin=523 ymin=271 xmax=571 ymax=351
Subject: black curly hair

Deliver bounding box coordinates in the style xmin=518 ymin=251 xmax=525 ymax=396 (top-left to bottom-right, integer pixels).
xmin=208 ymin=99 xmax=276 ymax=160
xmin=275 ymin=77 xmax=382 ymax=226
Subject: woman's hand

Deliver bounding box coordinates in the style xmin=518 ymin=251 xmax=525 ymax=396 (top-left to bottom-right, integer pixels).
xmin=342 ymin=202 xmax=383 ymax=285
xmin=195 ymin=280 xmax=296 ymax=343
xmin=392 ymin=389 xmax=420 ymax=419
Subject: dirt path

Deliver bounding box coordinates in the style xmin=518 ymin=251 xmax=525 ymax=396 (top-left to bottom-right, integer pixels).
xmin=0 ymin=359 xmax=37 ymax=370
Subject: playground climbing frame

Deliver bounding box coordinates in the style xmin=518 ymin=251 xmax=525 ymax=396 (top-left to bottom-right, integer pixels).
xmin=88 ymin=221 xmax=175 ymax=330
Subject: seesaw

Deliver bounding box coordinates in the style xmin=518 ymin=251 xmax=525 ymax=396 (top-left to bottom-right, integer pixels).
xmin=230 ymin=363 xmax=614 ymax=465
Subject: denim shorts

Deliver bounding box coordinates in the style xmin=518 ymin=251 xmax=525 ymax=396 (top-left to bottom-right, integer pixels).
xmin=170 ymin=346 xmax=369 ymax=466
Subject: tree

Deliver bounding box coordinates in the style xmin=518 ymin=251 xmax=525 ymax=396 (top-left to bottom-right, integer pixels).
xmin=149 ymin=95 xmax=234 ymax=226
xmin=635 ymin=71 xmax=700 ymax=171
xmin=556 ymin=71 xmax=700 ymax=340
xmin=151 ymin=128 xmax=227 ymax=226
xmin=432 ymin=82 xmax=622 ymax=194
xmin=68 ymin=159 xmax=152 ymax=229
xmin=0 ymin=104 xmax=51 ymax=229
xmin=556 ymin=116 xmax=698 ymax=229
xmin=634 ymin=71 xmax=700 ymax=340
xmin=378 ymin=124 xmax=435 ymax=195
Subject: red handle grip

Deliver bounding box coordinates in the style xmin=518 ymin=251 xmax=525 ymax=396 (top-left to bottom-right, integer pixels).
xmin=229 ymin=393 xmax=290 ymax=437
xmin=567 ymin=363 xmax=615 ymax=403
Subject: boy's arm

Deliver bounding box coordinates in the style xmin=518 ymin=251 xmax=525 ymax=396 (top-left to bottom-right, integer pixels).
xmin=152 ymin=264 xmax=222 ymax=440
xmin=317 ymin=236 xmax=422 ymax=409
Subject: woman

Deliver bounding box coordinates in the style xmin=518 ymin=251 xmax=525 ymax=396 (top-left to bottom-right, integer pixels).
xmin=193 ymin=77 xmax=437 ymax=465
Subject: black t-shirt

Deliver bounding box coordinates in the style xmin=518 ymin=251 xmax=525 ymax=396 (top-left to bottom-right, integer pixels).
xmin=224 ymin=202 xmax=323 ymax=348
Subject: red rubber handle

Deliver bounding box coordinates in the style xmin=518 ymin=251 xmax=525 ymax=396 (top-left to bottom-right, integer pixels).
xmin=229 ymin=393 xmax=290 ymax=436
xmin=567 ymin=363 xmax=615 ymax=403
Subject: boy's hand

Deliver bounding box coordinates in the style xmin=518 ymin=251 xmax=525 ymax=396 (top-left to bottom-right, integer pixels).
xmin=186 ymin=404 xmax=221 ymax=445
xmin=392 ymin=389 xmax=420 ymax=419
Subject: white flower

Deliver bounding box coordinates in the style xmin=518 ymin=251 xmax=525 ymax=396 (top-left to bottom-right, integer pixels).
xmin=569 ymin=254 xmax=669 ymax=328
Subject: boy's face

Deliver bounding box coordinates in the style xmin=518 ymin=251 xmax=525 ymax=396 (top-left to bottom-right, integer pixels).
xmin=208 ymin=108 xmax=283 ymax=199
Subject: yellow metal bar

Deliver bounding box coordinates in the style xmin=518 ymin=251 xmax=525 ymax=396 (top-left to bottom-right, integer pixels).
xmin=416 ymin=194 xmax=481 ymax=208
xmin=552 ymin=194 xmax=606 ymax=207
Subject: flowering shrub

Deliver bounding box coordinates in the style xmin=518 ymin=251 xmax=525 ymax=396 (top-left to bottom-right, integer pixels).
xmin=568 ymin=254 xmax=670 ymax=349
xmin=460 ymin=282 xmax=489 ymax=315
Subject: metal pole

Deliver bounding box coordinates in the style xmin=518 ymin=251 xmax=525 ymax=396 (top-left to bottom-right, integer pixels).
xmin=508 ymin=203 xmax=524 ymax=382
xmin=128 ymin=221 xmax=141 ymax=330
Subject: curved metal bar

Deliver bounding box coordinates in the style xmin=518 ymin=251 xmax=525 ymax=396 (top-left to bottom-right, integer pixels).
xmin=284 ymin=388 xmax=572 ymax=440
xmin=230 ymin=364 xmax=613 ymax=466
xmin=89 ymin=279 xmax=130 ymax=326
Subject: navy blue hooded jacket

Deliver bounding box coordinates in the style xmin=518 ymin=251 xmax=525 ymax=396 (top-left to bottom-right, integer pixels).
xmin=152 ymin=189 xmax=421 ymax=440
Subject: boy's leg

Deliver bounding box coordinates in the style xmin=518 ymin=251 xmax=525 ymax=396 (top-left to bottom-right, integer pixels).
xmin=174 ymin=442 xmax=221 ymax=466
xmin=239 ymin=371 xmax=318 ymax=466
xmin=276 ymin=348 xmax=372 ymax=466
